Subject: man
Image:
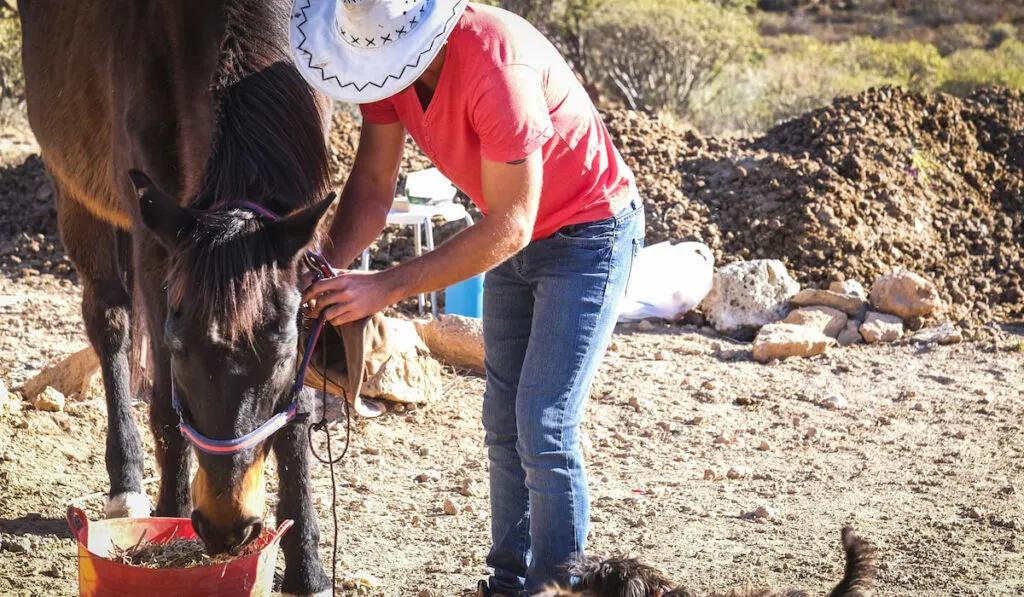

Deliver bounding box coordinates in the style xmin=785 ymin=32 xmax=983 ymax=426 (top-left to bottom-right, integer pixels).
xmin=292 ymin=1 xmax=644 ymax=594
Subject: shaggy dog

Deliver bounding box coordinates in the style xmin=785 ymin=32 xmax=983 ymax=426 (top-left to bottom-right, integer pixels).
xmin=533 ymin=527 xmax=877 ymax=597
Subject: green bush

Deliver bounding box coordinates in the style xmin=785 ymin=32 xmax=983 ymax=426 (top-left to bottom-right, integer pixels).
xmin=585 ymin=0 xmax=761 ymax=116
xmin=941 ymin=39 xmax=1024 ymax=96
xmin=691 ymin=35 xmax=946 ymax=135
xmin=0 ymin=13 xmax=22 ymax=102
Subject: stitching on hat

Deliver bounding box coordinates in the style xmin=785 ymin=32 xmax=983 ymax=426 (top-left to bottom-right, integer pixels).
xmin=295 ymin=0 xmax=463 ymax=92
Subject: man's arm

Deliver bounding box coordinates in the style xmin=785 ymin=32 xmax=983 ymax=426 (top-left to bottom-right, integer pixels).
xmin=321 ymin=121 xmax=406 ymax=267
xmin=303 ymin=151 xmax=543 ymax=325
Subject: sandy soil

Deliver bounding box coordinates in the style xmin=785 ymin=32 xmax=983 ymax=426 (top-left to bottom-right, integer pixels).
xmin=1 ymin=256 xmax=1023 ymax=596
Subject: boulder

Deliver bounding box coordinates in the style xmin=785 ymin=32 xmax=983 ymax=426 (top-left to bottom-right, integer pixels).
xmin=701 ymin=260 xmax=800 ymax=334
xmin=360 ymin=319 xmax=442 ymax=404
xmin=906 ymin=323 xmax=963 ymax=346
xmin=837 ymin=321 xmax=863 ymax=347
xmin=783 ymin=306 xmax=848 ymax=338
xmin=31 ymin=386 xmax=65 ymax=412
xmin=869 ymin=272 xmax=943 ymax=320
xmin=789 ymin=289 xmax=868 ymax=317
xmin=752 ymin=323 xmax=836 ymax=363
xmin=413 ymin=315 xmax=485 ymax=375
xmin=23 ymin=347 xmax=101 ymax=400
xmin=305 ymin=318 xmax=442 ymax=405
xmin=828 ymin=280 xmax=867 ymax=298
xmin=860 ymin=312 xmax=904 ymax=343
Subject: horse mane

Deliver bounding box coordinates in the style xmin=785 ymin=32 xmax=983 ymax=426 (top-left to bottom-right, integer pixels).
xmin=167 ymin=0 xmax=331 ymax=344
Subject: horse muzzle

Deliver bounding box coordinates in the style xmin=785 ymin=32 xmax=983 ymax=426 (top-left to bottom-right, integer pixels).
xmin=190 ymin=454 xmax=267 ymax=554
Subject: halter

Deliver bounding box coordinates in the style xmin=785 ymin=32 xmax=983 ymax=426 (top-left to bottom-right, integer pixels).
xmin=171 ymin=201 xmax=334 ymax=455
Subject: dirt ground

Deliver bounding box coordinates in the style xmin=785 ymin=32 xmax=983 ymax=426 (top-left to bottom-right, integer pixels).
xmin=1 ymin=128 xmax=1023 ymax=596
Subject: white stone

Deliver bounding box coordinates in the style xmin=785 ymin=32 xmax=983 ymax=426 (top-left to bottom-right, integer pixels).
xmin=752 ymin=324 xmax=835 ymax=363
xmin=701 ymin=260 xmax=800 ymax=333
xmin=783 ymin=306 xmax=848 ymax=338
xmin=829 ymin=280 xmax=867 ymax=298
xmin=31 ymin=386 xmax=65 ymax=412
xmin=860 ymin=312 xmax=904 ymax=344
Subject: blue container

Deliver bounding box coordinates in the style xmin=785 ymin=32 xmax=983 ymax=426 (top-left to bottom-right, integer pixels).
xmin=445 ymin=274 xmax=484 ymax=318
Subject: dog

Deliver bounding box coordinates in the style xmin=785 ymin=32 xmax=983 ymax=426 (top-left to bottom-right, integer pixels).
xmin=534 ymin=527 xmax=877 ymax=597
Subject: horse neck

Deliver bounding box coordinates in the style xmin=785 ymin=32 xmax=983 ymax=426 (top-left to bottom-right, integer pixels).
xmin=180 ymin=0 xmax=331 ymax=215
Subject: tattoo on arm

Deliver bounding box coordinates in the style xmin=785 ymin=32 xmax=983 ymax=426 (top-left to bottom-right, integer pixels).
xmin=506 ymin=158 xmax=527 ymax=165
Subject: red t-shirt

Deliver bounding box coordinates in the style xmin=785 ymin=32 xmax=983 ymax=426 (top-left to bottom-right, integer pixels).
xmin=359 ymin=4 xmax=631 ymax=241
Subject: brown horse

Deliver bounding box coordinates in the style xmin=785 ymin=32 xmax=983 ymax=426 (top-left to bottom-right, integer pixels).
xmin=20 ymin=1 xmax=345 ymax=594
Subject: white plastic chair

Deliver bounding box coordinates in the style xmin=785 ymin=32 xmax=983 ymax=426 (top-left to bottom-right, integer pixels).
xmin=360 ymin=201 xmax=474 ymax=316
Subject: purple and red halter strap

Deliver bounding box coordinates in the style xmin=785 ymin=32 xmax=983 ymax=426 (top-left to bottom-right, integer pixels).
xmin=171 ymin=201 xmax=334 ymax=455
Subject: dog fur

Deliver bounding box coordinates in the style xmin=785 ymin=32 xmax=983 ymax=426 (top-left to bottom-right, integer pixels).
xmin=534 ymin=527 xmax=878 ymax=597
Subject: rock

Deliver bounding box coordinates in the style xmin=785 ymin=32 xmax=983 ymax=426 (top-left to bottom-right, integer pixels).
xmin=783 ymin=306 xmax=848 ymax=338
xmin=743 ymin=506 xmax=775 ymax=520
xmin=442 ymin=498 xmax=459 ymax=516
xmin=823 ymin=394 xmax=848 ymax=410
xmin=714 ymin=431 xmax=736 ymax=446
xmin=906 ymin=323 xmax=963 ymax=346
xmin=657 ymin=420 xmax=677 ymax=432
xmin=701 ymin=260 xmax=800 ymax=334
xmin=860 ymin=312 xmax=904 ymax=343
xmin=413 ymin=314 xmax=485 ymax=375
xmin=789 ymin=289 xmax=868 ymax=317
xmin=869 ymin=272 xmax=943 ymax=319
xmin=726 ymin=467 xmax=747 ymax=479
xmin=459 ymin=482 xmax=476 ymax=497
xmin=31 ymin=387 xmax=65 ymax=412
xmin=966 ymin=506 xmax=985 ymax=520
xmin=654 ymin=349 xmax=671 ymax=361
xmin=758 ymin=440 xmax=771 ymax=451
xmin=637 ymin=320 xmax=655 ymax=332
xmin=3 ymin=536 xmax=31 ymax=554
xmin=415 ymin=470 xmax=442 ymax=483
xmin=1 ymin=389 xmax=22 ymax=417
xmin=752 ymin=324 xmax=835 ymax=363
xmin=954 ymin=430 xmax=967 ymax=440
xmin=703 ymin=469 xmax=718 ymax=481
xmin=628 ymin=396 xmax=644 ymax=412
xmin=837 ymin=321 xmax=863 ymax=347
xmin=23 ymin=347 xmax=101 ymax=401
xmin=829 ymin=280 xmax=867 ymax=298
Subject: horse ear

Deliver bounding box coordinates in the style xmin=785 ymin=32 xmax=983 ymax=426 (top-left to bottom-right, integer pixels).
xmin=129 ymin=170 xmax=196 ymax=248
xmin=269 ymin=192 xmax=337 ymax=261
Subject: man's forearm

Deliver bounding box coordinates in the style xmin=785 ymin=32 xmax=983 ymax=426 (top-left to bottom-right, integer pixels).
xmin=322 ymin=179 xmax=394 ymax=268
xmin=381 ymin=214 xmax=530 ymax=302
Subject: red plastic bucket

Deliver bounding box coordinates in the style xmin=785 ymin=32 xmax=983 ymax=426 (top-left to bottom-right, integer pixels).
xmin=67 ymin=507 xmax=292 ymax=597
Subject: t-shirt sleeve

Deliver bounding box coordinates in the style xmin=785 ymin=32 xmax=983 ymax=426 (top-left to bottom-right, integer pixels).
xmin=359 ymin=99 xmax=400 ymax=125
xmin=470 ymin=65 xmax=554 ymax=164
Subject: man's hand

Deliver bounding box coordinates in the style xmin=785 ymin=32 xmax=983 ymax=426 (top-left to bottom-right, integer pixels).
xmin=302 ymin=269 xmax=398 ymax=326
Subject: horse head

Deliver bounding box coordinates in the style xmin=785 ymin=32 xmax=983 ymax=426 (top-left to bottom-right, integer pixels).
xmin=129 ymin=170 xmax=334 ymax=553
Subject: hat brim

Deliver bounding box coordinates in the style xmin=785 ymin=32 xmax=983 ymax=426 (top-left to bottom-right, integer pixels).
xmin=291 ymin=0 xmax=468 ymax=105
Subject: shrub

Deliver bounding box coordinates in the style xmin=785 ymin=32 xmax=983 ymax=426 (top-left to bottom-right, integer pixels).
xmin=941 ymin=39 xmax=1024 ymax=96
xmin=585 ymin=0 xmax=761 ymax=116
xmin=0 ymin=11 xmax=22 ymax=103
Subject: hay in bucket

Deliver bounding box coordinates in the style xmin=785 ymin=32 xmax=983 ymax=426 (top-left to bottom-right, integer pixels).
xmin=109 ymin=530 xmax=268 ymax=569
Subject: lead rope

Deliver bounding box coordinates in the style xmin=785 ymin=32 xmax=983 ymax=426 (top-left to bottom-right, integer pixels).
xmin=305 ymin=313 xmax=351 ymax=597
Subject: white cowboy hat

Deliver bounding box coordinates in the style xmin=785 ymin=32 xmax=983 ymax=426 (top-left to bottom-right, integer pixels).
xmin=291 ymin=0 xmax=468 ymax=104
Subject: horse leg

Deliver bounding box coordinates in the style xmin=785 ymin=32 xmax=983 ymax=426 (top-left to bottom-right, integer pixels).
xmin=273 ymin=394 xmax=331 ymax=597
xmin=135 ymin=232 xmax=192 ymax=518
xmin=57 ymin=191 xmax=150 ymax=518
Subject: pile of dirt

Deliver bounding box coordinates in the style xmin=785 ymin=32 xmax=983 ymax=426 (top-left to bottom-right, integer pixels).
xmin=604 ymin=86 xmax=1024 ymax=326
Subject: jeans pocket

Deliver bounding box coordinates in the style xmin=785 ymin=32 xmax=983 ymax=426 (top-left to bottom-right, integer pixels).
xmin=554 ymin=216 xmax=616 ymax=245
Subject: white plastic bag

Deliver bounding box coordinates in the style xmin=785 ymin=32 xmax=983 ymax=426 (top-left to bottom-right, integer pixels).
xmin=617 ymin=241 xmax=715 ymax=322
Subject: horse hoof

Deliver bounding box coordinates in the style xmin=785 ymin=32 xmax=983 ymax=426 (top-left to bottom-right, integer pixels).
xmin=104 ymin=492 xmax=153 ymax=519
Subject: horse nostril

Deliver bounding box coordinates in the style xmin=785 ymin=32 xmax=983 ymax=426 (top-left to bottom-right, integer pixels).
xmin=234 ymin=517 xmax=263 ymax=551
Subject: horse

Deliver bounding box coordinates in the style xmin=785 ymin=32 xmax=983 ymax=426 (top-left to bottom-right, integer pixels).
xmin=20 ymin=1 xmax=357 ymax=594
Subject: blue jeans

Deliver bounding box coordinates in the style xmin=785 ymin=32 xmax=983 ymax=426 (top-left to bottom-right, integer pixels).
xmin=482 ymin=194 xmax=644 ymax=595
